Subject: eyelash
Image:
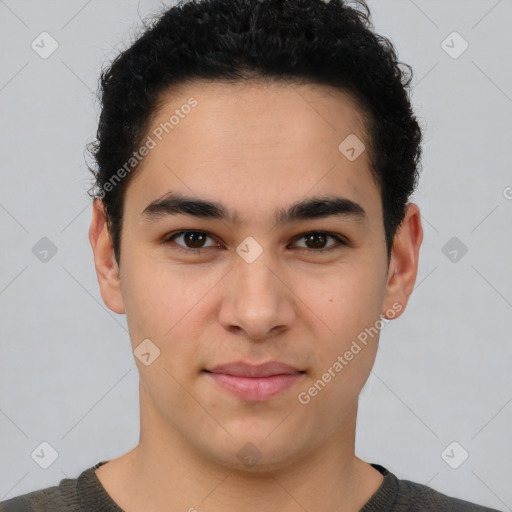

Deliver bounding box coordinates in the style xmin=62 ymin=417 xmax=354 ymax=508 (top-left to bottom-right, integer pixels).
xmin=163 ymin=230 xmax=347 ymax=255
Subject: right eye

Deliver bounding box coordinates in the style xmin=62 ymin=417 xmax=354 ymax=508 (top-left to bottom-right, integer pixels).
xmin=164 ymin=230 xmax=221 ymax=254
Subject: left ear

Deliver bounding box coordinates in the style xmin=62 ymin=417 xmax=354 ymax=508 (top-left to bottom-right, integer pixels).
xmin=381 ymin=203 xmax=423 ymax=319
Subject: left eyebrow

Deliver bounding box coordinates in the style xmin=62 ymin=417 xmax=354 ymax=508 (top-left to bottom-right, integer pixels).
xmin=142 ymin=191 xmax=367 ymax=226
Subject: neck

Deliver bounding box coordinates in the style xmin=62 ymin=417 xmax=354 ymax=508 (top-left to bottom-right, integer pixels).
xmin=95 ymin=384 xmax=383 ymax=512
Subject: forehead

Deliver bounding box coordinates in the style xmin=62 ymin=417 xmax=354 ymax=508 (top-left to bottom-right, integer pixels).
xmin=124 ymin=80 xmax=381 ymax=225
xmin=148 ymin=79 xmax=369 ymax=154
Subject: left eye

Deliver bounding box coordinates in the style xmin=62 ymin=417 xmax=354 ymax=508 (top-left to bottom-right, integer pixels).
xmin=164 ymin=230 xmax=345 ymax=254
xmin=292 ymin=231 xmax=345 ymax=252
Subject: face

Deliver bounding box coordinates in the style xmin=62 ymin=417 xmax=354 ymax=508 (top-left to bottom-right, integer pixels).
xmin=90 ymin=80 xmax=422 ymax=472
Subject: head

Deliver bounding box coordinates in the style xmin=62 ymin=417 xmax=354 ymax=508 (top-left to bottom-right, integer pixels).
xmin=88 ymin=0 xmax=423 ymax=471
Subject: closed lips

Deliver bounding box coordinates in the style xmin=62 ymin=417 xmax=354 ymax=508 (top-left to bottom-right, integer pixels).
xmin=204 ymin=361 xmax=305 ymax=378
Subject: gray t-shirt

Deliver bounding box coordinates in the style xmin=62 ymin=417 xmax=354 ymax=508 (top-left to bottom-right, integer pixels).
xmin=0 ymin=460 xmax=503 ymax=511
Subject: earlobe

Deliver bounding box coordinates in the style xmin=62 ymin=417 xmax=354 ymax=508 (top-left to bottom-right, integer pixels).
xmin=88 ymin=199 xmax=125 ymax=314
xmin=381 ymin=203 xmax=423 ymax=319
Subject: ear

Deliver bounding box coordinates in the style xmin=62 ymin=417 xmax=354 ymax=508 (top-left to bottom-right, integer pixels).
xmin=381 ymin=203 xmax=423 ymax=319
xmin=88 ymin=199 xmax=125 ymax=314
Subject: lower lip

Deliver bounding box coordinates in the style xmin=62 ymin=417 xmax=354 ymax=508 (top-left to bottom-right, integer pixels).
xmin=204 ymin=371 xmax=304 ymax=401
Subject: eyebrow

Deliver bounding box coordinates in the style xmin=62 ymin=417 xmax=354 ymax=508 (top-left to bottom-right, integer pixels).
xmin=142 ymin=192 xmax=367 ymax=226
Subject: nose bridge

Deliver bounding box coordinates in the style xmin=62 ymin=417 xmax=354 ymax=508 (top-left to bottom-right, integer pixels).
xmin=219 ymin=242 xmax=295 ymax=339
xmin=233 ymin=244 xmax=280 ymax=306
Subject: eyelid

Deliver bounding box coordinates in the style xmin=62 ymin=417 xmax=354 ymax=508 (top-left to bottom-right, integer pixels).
xmin=290 ymin=231 xmax=346 ymax=244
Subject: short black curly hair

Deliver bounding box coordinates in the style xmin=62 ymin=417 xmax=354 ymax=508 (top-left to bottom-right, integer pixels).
xmin=87 ymin=0 xmax=423 ymax=267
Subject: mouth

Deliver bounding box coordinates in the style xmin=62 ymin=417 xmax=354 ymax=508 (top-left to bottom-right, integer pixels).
xmin=204 ymin=361 xmax=305 ymax=378
xmin=202 ymin=361 xmax=306 ymax=401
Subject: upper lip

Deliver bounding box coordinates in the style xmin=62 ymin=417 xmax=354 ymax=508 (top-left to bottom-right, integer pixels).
xmin=205 ymin=361 xmax=304 ymax=378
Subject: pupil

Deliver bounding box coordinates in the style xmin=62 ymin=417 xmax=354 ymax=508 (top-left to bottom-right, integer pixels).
xmin=306 ymin=232 xmax=326 ymax=249
xmin=186 ymin=232 xmax=206 ymax=248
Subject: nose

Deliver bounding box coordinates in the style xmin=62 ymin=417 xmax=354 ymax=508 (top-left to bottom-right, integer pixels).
xmin=218 ymin=249 xmax=296 ymax=341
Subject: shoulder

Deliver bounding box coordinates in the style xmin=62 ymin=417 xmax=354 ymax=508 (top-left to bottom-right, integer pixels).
xmin=0 ymin=462 xmax=102 ymax=512
xmin=0 ymin=485 xmax=69 ymax=512
xmin=364 ymin=463 xmax=503 ymax=512
xmin=396 ymin=477 xmax=503 ymax=511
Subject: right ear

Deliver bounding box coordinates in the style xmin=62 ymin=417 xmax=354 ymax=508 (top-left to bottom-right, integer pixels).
xmin=88 ymin=199 xmax=125 ymax=314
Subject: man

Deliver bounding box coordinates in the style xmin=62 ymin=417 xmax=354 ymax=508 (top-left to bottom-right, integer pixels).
xmin=0 ymin=0 xmax=502 ymax=510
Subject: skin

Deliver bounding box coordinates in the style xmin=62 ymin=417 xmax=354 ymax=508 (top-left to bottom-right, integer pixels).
xmin=89 ymin=80 xmax=423 ymax=512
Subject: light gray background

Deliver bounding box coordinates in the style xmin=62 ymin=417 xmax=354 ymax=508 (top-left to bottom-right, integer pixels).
xmin=0 ymin=0 xmax=511 ymax=510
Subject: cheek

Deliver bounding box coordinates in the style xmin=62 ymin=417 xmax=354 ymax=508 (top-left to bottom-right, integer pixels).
xmin=120 ymin=265 xmax=208 ymax=399
xmin=300 ymin=263 xmax=385 ymax=332
xmin=293 ymin=263 xmax=385 ymax=382
xmin=120 ymin=254 xmax=220 ymax=357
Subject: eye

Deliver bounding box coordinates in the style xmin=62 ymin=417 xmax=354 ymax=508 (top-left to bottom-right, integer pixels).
xmin=291 ymin=231 xmax=346 ymax=253
xmin=164 ymin=230 xmax=219 ymax=254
